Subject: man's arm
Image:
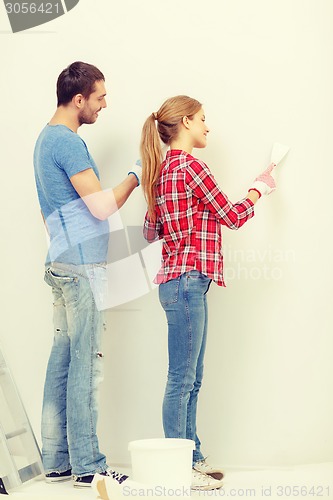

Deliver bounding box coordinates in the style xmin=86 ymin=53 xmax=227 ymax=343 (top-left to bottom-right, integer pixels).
xmin=70 ymin=168 xmax=138 ymax=220
xmin=41 ymin=210 xmax=49 ymax=234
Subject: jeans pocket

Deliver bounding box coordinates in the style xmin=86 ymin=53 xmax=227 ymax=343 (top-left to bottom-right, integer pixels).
xmin=44 ymin=268 xmax=79 ymax=304
xmin=186 ymin=270 xmax=212 ymax=294
xmin=159 ymin=277 xmax=180 ymax=307
xmin=46 ymin=268 xmax=77 ymax=282
xmin=44 ymin=270 xmax=54 ymax=287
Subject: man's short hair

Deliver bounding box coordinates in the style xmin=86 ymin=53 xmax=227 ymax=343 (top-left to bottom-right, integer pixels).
xmin=57 ymin=61 xmax=105 ymax=107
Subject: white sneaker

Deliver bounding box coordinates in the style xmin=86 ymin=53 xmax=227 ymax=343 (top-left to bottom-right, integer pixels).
xmin=191 ymin=469 xmax=223 ymax=490
xmin=194 ymin=459 xmax=224 ymax=480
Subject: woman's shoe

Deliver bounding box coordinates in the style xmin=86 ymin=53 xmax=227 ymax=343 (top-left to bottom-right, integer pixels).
xmin=191 ymin=469 xmax=223 ymax=490
xmin=193 ymin=459 xmax=224 ymax=480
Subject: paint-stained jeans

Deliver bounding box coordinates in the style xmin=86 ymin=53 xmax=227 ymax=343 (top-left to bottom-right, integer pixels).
xmin=42 ymin=262 xmax=108 ymax=477
xmin=159 ymin=270 xmax=212 ymax=464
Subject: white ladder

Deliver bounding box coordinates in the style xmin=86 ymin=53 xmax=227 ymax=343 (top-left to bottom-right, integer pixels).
xmin=0 ymin=346 xmax=43 ymax=494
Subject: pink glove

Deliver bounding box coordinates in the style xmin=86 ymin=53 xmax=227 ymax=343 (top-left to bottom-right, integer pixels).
xmin=249 ymin=162 xmax=276 ymax=197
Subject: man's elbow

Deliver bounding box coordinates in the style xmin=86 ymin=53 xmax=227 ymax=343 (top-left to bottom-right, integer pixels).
xmin=89 ymin=207 xmax=110 ymax=221
xmin=86 ymin=200 xmax=116 ymax=220
xmin=83 ymin=192 xmax=117 ymax=221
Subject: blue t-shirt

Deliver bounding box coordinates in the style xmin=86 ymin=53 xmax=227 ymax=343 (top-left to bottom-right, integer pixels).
xmin=34 ymin=124 xmax=109 ymax=265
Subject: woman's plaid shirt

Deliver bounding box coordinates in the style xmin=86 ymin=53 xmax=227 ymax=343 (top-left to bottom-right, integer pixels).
xmin=143 ymin=150 xmax=255 ymax=286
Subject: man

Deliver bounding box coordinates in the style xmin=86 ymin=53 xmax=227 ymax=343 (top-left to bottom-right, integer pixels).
xmin=33 ymin=61 xmax=140 ymax=488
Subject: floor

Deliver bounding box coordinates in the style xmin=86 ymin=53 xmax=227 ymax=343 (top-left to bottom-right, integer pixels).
xmin=6 ymin=462 xmax=333 ymax=499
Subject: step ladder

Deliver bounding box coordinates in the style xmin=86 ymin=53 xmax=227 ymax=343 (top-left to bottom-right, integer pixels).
xmin=0 ymin=346 xmax=43 ymax=494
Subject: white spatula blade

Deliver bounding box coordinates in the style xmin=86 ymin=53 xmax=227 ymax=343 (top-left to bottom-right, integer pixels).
xmin=271 ymin=143 xmax=290 ymax=165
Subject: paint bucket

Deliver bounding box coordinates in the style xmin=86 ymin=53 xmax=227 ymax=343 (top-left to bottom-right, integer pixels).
xmin=128 ymin=438 xmax=195 ymax=489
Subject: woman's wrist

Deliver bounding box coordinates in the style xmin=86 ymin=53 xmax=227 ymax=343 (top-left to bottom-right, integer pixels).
xmin=247 ymin=188 xmax=261 ymax=204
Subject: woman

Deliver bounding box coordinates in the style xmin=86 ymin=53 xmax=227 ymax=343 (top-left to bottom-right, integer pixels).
xmin=140 ymin=96 xmax=275 ymax=490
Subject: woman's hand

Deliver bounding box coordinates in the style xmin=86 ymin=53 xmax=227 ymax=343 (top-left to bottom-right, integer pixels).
xmin=248 ymin=162 xmax=276 ymax=198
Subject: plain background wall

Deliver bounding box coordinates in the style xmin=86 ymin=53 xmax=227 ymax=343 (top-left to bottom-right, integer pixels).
xmin=1 ymin=0 xmax=333 ymax=468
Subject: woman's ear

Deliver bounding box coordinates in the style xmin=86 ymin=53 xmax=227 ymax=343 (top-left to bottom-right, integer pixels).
xmin=182 ymin=115 xmax=190 ymax=129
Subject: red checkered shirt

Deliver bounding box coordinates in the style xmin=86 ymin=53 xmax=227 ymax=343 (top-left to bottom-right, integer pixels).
xmin=143 ymin=149 xmax=255 ymax=286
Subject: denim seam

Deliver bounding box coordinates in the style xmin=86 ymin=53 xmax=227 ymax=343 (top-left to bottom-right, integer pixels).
xmin=176 ymin=276 xmax=193 ymax=438
xmin=89 ymin=305 xmax=95 ymax=461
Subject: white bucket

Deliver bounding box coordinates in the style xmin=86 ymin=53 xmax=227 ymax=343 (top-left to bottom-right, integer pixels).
xmin=128 ymin=438 xmax=195 ymax=489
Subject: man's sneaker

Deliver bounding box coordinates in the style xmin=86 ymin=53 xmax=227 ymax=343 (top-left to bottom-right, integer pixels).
xmin=45 ymin=469 xmax=72 ymax=483
xmin=74 ymin=467 xmax=128 ymax=488
xmin=191 ymin=469 xmax=223 ymax=490
xmin=194 ymin=459 xmax=224 ymax=480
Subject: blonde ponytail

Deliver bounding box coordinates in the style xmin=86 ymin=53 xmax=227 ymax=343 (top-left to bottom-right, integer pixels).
xmin=140 ymin=114 xmax=162 ymax=221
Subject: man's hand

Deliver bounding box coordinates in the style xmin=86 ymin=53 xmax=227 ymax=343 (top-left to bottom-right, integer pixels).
xmin=128 ymin=159 xmax=142 ymax=186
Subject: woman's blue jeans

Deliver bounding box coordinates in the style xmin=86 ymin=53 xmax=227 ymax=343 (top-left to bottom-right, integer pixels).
xmin=159 ymin=270 xmax=212 ymax=465
xmin=42 ymin=262 xmax=108 ymax=477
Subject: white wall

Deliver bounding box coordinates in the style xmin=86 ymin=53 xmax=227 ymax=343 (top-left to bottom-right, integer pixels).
xmin=1 ymin=0 xmax=333 ymax=468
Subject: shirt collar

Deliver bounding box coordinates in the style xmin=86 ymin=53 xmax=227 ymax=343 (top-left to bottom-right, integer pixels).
xmin=166 ymin=149 xmax=192 ymax=159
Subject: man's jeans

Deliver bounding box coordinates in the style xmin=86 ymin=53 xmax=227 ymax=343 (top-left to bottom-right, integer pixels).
xmin=42 ymin=262 xmax=108 ymax=476
xmin=159 ymin=270 xmax=212 ymax=464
